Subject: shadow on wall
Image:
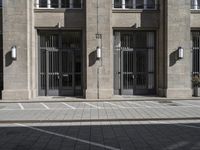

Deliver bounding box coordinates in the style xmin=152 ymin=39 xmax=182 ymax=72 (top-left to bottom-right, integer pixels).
xmin=5 ymin=51 xmax=13 ymax=67
xmin=170 ymin=50 xmax=179 ymax=66
xmin=0 ymin=123 xmax=199 ymax=149
xmin=89 ymin=50 xmax=97 ymax=67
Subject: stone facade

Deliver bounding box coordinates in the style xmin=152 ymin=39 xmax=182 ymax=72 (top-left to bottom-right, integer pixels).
xmin=0 ymin=0 xmax=197 ymax=100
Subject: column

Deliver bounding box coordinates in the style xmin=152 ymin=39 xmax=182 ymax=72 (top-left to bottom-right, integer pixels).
xmin=155 ymin=0 xmax=158 ymax=9
xmin=132 ymin=0 xmax=136 ymax=9
xmin=122 ymin=0 xmax=125 ymax=9
xmin=194 ymin=0 xmax=198 ymax=10
xmin=144 ymin=0 xmax=147 ymax=9
xmin=47 ymin=0 xmax=51 ymax=8
xmin=81 ymin=0 xmax=83 ymax=8
xmin=58 ymin=0 xmax=61 ymax=8
xmin=70 ymin=0 xmax=73 ymax=8
xmin=36 ymin=0 xmax=39 ymax=8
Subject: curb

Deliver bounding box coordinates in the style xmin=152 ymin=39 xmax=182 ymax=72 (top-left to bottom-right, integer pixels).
xmin=0 ymin=98 xmax=200 ymax=104
xmin=0 ymin=117 xmax=200 ymax=124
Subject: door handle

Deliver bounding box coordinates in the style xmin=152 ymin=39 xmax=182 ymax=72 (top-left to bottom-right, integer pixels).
xmin=63 ymin=74 xmax=69 ymax=77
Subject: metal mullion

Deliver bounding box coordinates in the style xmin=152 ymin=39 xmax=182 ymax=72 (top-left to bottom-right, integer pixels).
xmin=59 ymin=33 xmax=62 ymax=94
xmin=120 ymin=50 xmax=124 ymax=94
xmin=72 ymin=51 xmax=75 ymax=95
xmin=46 ymin=49 xmax=49 ymax=96
xmin=133 ymin=49 xmax=136 ymax=94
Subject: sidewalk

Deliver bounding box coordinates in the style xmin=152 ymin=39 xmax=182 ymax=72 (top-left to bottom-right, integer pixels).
xmin=0 ymin=100 xmax=200 ymax=123
xmin=1 ymin=95 xmax=200 ymax=103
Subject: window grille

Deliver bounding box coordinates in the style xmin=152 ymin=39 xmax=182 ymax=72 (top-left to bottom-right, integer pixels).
xmin=113 ymin=0 xmax=158 ymax=10
xmin=36 ymin=0 xmax=82 ymax=8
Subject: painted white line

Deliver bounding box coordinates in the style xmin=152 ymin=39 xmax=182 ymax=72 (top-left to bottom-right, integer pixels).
xmin=18 ymin=103 xmax=24 ymax=110
xmin=104 ymin=102 xmax=125 ymax=108
xmin=83 ymin=102 xmax=101 ymax=109
xmin=62 ymin=102 xmax=76 ymax=110
xmin=175 ymin=124 xmax=200 ymax=129
xmin=15 ymin=123 xmax=120 ymax=150
xmin=40 ymin=103 xmax=50 ymax=110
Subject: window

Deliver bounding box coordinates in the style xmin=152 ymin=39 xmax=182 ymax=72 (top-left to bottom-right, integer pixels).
xmin=36 ymin=0 xmax=82 ymax=8
xmin=191 ymin=0 xmax=200 ymax=9
xmin=113 ymin=0 xmax=158 ymax=9
xmin=39 ymin=0 xmax=47 ymax=8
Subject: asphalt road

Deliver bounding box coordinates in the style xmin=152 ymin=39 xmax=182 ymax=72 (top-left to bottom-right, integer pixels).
xmin=0 ymin=120 xmax=200 ymax=150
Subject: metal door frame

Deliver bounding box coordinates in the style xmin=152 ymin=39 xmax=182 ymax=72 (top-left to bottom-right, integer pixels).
xmin=114 ymin=30 xmax=156 ymax=95
xmin=38 ymin=30 xmax=83 ymax=96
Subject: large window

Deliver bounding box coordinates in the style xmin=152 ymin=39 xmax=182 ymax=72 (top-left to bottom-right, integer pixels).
xmin=191 ymin=0 xmax=200 ymax=9
xmin=113 ymin=0 xmax=158 ymax=9
xmin=36 ymin=0 xmax=82 ymax=8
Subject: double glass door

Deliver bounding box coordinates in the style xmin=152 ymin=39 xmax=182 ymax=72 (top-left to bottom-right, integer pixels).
xmin=114 ymin=31 xmax=155 ymax=95
xmin=39 ymin=31 xmax=82 ymax=96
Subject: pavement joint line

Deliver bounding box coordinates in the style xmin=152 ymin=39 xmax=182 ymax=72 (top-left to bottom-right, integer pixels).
xmin=40 ymin=103 xmax=50 ymax=110
xmin=15 ymin=123 xmax=120 ymax=150
xmin=83 ymin=102 xmax=101 ymax=109
xmin=177 ymin=101 xmax=199 ymax=107
xmin=104 ymin=102 xmax=126 ymax=108
xmin=127 ymin=101 xmax=152 ymax=108
xmin=18 ymin=103 xmax=24 ymax=110
xmin=62 ymin=102 xmax=76 ymax=110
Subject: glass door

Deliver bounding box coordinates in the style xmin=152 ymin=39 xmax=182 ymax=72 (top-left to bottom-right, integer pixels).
xmin=39 ymin=31 xmax=82 ymax=96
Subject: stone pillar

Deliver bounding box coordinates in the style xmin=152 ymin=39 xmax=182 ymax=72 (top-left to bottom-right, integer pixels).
xmin=2 ymin=0 xmax=33 ymax=100
xmin=164 ymin=0 xmax=192 ymax=98
xmin=86 ymin=0 xmax=113 ymax=99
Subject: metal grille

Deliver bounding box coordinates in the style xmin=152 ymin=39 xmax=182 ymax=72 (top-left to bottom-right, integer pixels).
xmin=39 ymin=31 xmax=82 ymax=96
xmin=114 ymin=31 xmax=155 ymax=95
xmin=192 ymin=31 xmax=200 ymax=76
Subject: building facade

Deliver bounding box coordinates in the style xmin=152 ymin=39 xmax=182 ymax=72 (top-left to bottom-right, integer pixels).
xmin=1 ymin=0 xmax=200 ymax=100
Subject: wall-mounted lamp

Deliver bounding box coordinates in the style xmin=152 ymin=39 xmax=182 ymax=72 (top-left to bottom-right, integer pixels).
xmin=11 ymin=46 xmax=17 ymax=60
xmin=96 ymin=46 xmax=101 ymax=59
xmin=178 ymin=47 xmax=184 ymax=59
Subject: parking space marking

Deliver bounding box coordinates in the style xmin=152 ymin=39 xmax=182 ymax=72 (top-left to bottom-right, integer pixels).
xmin=18 ymin=103 xmax=24 ymax=110
xmin=83 ymin=102 xmax=101 ymax=109
xmin=16 ymin=123 xmax=120 ymax=150
xmin=62 ymin=102 xmax=76 ymax=110
xmin=40 ymin=103 xmax=50 ymax=110
xmin=104 ymin=102 xmax=125 ymax=108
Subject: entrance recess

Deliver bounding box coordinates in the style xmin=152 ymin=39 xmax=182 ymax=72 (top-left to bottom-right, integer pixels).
xmin=39 ymin=31 xmax=82 ymax=96
xmin=114 ymin=31 xmax=155 ymax=95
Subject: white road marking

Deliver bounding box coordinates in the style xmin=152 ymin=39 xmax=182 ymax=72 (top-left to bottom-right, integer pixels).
xmin=104 ymin=102 xmax=125 ymax=108
xmin=175 ymin=124 xmax=200 ymax=129
xmin=62 ymin=102 xmax=76 ymax=110
xmin=40 ymin=103 xmax=50 ymax=110
xmin=83 ymin=102 xmax=101 ymax=109
xmin=18 ymin=103 xmax=24 ymax=110
xmin=15 ymin=123 xmax=120 ymax=150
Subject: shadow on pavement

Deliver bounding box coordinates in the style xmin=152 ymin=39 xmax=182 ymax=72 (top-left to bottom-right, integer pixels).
xmin=0 ymin=122 xmax=199 ymax=150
